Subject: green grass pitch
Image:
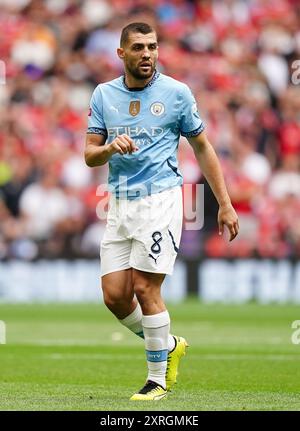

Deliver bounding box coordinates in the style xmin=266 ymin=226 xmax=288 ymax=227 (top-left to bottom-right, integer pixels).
xmin=0 ymin=299 xmax=300 ymax=411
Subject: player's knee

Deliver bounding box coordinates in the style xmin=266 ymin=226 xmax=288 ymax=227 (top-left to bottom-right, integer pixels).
xmin=134 ymin=282 xmax=161 ymax=307
xmin=133 ymin=282 xmax=149 ymax=302
xmin=102 ymin=290 xmax=126 ymax=310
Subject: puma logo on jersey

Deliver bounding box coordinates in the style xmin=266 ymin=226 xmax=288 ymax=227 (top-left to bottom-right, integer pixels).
xmin=109 ymin=105 xmax=119 ymax=113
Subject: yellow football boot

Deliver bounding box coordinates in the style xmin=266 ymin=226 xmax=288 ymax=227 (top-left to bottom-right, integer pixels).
xmin=166 ymin=336 xmax=189 ymax=391
xmin=130 ymin=380 xmax=167 ymax=401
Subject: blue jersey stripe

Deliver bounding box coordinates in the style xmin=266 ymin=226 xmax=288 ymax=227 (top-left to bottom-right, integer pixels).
xmin=87 ymin=127 xmax=107 ymax=137
xmin=181 ymin=123 xmax=205 ymax=138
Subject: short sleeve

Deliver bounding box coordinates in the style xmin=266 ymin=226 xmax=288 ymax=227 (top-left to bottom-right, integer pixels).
xmin=179 ymin=85 xmax=205 ymax=138
xmin=87 ymin=86 xmax=107 ymax=138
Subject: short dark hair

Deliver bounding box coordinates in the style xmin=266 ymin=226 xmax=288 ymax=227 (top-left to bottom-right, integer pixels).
xmin=120 ymin=22 xmax=156 ymax=47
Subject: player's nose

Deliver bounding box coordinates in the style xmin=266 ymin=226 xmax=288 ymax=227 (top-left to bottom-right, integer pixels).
xmin=142 ymin=49 xmax=150 ymax=59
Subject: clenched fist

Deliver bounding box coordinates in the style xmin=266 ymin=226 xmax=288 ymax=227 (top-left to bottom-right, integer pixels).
xmin=109 ymin=134 xmax=139 ymax=155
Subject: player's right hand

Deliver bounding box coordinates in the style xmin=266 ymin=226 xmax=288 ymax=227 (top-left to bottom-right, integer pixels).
xmin=109 ymin=134 xmax=139 ymax=155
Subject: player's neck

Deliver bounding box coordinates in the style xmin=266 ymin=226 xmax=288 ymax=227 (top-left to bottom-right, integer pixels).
xmin=124 ymin=71 xmax=155 ymax=89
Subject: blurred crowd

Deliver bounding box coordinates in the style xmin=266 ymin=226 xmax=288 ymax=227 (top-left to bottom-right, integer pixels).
xmin=0 ymin=0 xmax=300 ymax=260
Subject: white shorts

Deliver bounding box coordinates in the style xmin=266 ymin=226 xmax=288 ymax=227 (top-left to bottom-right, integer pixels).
xmin=100 ymin=186 xmax=183 ymax=276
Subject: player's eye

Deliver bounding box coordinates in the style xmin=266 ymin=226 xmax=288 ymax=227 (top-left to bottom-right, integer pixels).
xmin=149 ymin=44 xmax=157 ymax=50
xmin=132 ymin=45 xmax=143 ymax=51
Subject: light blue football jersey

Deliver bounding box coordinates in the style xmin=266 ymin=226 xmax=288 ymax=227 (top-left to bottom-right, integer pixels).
xmin=87 ymin=70 xmax=205 ymax=199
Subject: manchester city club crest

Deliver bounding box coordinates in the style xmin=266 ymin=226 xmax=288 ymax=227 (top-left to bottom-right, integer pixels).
xmin=150 ymin=102 xmax=165 ymax=116
xmin=129 ymin=100 xmax=140 ymax=116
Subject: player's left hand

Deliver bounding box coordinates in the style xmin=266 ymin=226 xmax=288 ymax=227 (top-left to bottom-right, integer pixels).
xmin=218 ymin=203 xmax=239 ymax=241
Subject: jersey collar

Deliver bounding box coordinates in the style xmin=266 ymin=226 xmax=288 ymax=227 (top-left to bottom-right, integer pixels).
xmin=122 ymin=69 xmax=160 ymax=91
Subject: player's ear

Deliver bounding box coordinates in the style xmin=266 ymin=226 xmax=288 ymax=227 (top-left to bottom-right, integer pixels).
xmin=117 ymin=48 xmax=125 ymax=60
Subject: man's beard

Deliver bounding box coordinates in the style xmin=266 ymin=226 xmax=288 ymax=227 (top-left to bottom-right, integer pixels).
xmin=126 ymin=62 xmax=155 ymax=80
